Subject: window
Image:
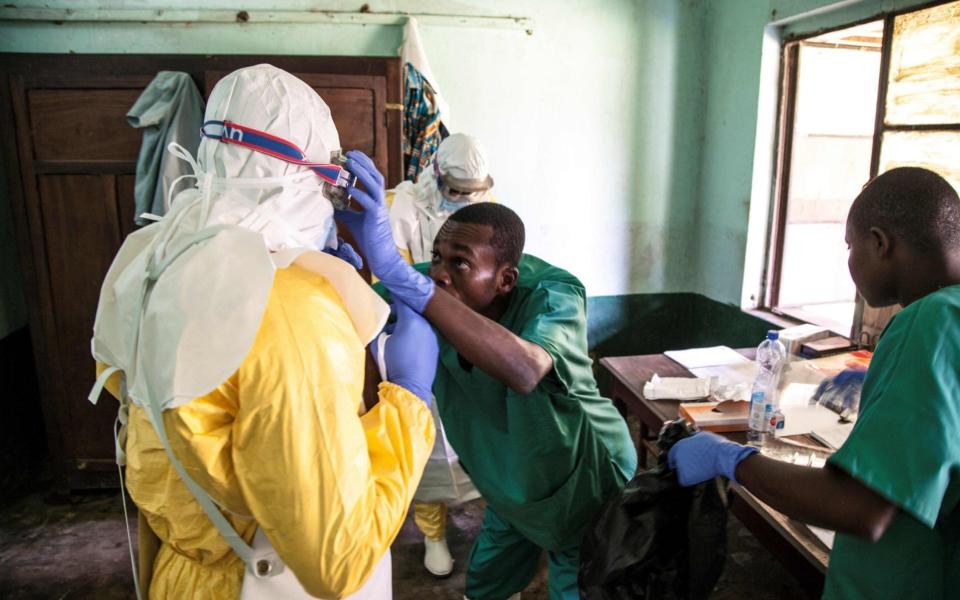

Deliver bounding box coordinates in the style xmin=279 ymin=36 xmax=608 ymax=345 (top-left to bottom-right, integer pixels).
xmin=764 ymin=0 xmax=960 ymax=342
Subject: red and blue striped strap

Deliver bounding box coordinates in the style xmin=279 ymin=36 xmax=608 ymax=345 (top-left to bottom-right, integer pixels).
xmin=201 ymin=120 xmax=349 ymax=186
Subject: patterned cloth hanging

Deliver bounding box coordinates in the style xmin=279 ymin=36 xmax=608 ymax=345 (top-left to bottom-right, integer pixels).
xmin=402 ymin=63 xmax=446 ymax=181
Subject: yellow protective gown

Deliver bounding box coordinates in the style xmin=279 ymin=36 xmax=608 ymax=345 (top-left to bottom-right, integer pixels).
xmin=100 ymin=264 xmax=435 ymax=599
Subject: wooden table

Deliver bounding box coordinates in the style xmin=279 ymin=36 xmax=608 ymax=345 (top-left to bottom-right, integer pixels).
xmin=600 ymin=352 xmax=829 ymax=598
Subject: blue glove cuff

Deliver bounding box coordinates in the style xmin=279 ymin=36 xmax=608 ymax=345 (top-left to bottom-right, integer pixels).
xmin=720 ymin=443 xmax=758 ymax=484
xmin=379 ymin=263 xmax=435 ymax=313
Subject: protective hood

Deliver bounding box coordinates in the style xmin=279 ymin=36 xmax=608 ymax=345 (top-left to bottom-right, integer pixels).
xmin=416 ymin=133 xmax=494 ymax=216
xmin=196 ymin=63 xmax=343 ymax=252
xmin=435 ymin=133 xmax=494 ymax=192
xmin=386 ymin=134 xmax=495 ymax=263
xmin=91 ymin=64 xmax=388 ymax=414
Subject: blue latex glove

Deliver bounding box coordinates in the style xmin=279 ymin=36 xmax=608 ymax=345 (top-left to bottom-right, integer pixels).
xmin=322 ymin=237 xmax=364 ymax=271
xmin=815 ymin=367 xmax=866 ymax=420
xmin=667 ymin=431 xmax=758 ymax=486
xmin=371 ymin=302 xmax=438 ymax=404
xmin=335 ymin=150 xmax=435 ymax=313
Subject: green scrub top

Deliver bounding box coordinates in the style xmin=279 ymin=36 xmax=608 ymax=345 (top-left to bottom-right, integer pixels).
xmin=825 ymin=285 xmax=960 ymax=599
xmin=430 ymin=254 xmax=638 ymax=550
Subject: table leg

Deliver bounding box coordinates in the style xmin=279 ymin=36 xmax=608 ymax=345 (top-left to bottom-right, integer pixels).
xmin=638 ymin=422 xmax=649 ymax=468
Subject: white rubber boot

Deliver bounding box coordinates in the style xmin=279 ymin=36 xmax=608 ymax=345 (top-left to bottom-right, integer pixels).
xmin=424 ymin=536 xmax=454 ymax=577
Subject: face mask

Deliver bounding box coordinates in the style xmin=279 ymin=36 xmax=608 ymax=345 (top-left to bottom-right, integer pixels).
xmin=434 ymin=158 xmax=490 ymax=204
xmin=436 ymin=170 xmax=487 ymax=214
xmin=438 ymin=195 xmax=473 ymax=214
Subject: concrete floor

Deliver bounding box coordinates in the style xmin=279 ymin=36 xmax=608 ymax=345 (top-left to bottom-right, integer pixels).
xmin=0 ymin=465 xmax=812 ymax=600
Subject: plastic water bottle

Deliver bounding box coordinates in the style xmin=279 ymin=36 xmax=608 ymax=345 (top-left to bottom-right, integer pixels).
xmin=747 ymin=331 xmax=787 ymax=447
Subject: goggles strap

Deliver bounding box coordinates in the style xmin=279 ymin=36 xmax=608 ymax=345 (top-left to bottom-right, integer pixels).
xmin=201 ymin=120 xmax=350 ymax=186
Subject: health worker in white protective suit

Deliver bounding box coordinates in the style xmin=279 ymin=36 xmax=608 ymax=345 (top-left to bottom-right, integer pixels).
xmin=386 ymin=133 xmax=494 ymax=577
xmin=88 ymin=64 xmax=437 ymax=600
xmin=389 ymin=133 xmax=495 ymax=265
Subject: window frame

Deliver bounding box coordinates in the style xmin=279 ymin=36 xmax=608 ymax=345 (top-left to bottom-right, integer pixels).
xmin=761 ymin=0 xmax=960 ymax=341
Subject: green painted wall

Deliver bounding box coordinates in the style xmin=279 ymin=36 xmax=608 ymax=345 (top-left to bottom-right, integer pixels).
xmin=627 ymin=0 xmax=707 ymax=294
xmin=587 ymin=292 xmax=775 ymax=357
xmin=0 ymin=0 xmax=934 ymax=342
xmin=697 ymin=0 xmax=772 ymax=306
xmin=0 ymin=0 xmax=708 ymax=308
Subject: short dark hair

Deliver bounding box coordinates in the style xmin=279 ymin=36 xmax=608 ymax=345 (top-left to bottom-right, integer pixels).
xmin=849 ymin=167 xmax=960 ymax=254
xmin=447 ymin=203 xmax=525 ymax=266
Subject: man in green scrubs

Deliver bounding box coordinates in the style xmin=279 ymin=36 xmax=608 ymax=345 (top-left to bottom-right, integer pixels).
xmin=669 ymin=167 xmax=960 ymax=599
xmin=427 ymin=206 xmax=637 ymax=600
xmin=367 ymin=200 xmax=636 ymax=599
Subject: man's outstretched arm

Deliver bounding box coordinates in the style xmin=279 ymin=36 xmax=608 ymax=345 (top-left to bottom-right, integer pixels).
xmin=670 ymin=432 xmax=897 ymax=541
xmin=423 ymin=287 xmax=552 ymax=395
xmin=736 ymin=454 xmax=897 ymax=541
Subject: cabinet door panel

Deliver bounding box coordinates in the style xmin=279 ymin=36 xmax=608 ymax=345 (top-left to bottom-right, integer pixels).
xmin=28 ymin=89 xmax=143 ymax=161
xmin=117 ymin=174 xmax=138 ymax=238
xmin=319 ymin=87 xmax=376 ymax=156
xmin=38 ymin=174 xmax=123 ymax=461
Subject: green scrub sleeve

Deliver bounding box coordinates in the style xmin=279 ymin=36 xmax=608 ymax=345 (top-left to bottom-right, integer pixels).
xmin=828 ymin=299 xmax=960 ymax=528
xmin=516 ymin=282 xmax=588 ymax=397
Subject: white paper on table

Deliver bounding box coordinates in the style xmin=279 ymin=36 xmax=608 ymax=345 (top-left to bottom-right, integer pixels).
xmin=778 ymin=383 xmax=820 ymax=407
xmin=690 ymin=362 xmax=757 ymax=401
xmin=664 ymin=346 xmax=751 ymax=370
xmin=689 ymin=361 xmax=758 ymax=387
xmin=810 ymin=422 xmax=855 ymax=449
xmin=642 ymin=374 xmax=712 ymax=400
xmin=775 ymin=404 xmax=847 ymax=438
xmin=807 ymin=525 xmax=836 ymax=549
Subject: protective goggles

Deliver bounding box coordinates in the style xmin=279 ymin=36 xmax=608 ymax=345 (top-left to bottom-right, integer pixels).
xmin=432 ymin=159 xmax=492 ymax=201
xmin=201 ymin=120 xmax=356 ymax=209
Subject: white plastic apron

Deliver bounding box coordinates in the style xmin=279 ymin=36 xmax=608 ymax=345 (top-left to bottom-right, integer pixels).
xmin=386 ymin=183 xmax=482 ymax=505
xmin=239 ymin=530 xmax=391 ymax=600
xmin=374 ymin=334 xmax=477 ymax=505
xmin=90 ymin=188 xmax=390 ymax=599
xmin=415 ymin=400 xmax=481 ymax=504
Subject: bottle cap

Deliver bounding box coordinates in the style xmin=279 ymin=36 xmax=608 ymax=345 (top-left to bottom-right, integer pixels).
xmin=767 ymin=330 xmax=779 ymax=341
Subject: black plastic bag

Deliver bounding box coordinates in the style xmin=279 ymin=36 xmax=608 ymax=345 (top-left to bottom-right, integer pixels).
xmin=579 ymin=420 xmax=729 ymax=600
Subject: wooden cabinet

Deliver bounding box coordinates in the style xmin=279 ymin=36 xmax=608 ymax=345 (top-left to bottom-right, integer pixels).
xmin=0 ymin=54 xmax=402 ymax=489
